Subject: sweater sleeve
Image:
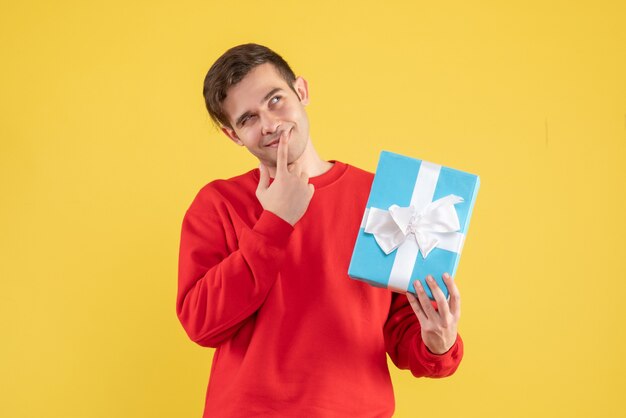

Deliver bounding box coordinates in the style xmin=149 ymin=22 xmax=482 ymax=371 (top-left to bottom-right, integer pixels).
xmin=176 ymin=187 xmax=294 ymax=348
xmin=383 ymin=292 xmax=464 ymax=378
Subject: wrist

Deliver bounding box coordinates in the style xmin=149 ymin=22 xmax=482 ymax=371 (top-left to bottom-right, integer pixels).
xmin=423 ymin=336 xmax=456 ymax=355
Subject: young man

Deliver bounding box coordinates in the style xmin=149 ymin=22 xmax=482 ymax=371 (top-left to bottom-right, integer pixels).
xmin=177 ymin=43 xmax=463 ymax=418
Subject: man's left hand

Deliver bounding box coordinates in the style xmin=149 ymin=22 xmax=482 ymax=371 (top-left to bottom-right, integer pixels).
xmin=406 ymin=273 xmax=460 ymax=355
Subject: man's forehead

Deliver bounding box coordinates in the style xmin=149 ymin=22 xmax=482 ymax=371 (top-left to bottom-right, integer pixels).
xmin=223 ymin=64 xmax=290 ymax=122
xmin=230 ymin=64 xmax=286 ymax=99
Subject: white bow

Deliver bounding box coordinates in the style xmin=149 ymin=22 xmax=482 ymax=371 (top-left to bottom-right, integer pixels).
xmin=364 ymin=194 xmax=464 ymax=258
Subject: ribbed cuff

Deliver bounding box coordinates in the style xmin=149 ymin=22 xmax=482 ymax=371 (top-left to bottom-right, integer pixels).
xmin=418 ymin=333 xmax=461 ymax=361
xmin=252 ymin=210 xmax=294 ymax=248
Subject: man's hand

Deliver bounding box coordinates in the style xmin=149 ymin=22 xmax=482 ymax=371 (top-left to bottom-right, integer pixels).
xmin=406 ymin=273 xmax=460 ymax=355
xmin=256 ymin=130 xmax=315 ymax=226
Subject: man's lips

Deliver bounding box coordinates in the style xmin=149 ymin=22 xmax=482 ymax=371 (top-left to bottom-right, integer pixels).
xmin=264 ymin=129 xmax=291 ymax=147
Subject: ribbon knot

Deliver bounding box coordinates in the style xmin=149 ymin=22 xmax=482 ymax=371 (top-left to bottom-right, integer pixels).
xmin=406 ymin=219 xmax=418 ymax=235
xmin=364 ymin=194 xmax=464 ymax=259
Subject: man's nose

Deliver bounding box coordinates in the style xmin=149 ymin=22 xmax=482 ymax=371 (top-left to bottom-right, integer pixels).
xmin=260 ymin=111 xmax=281 ymax=136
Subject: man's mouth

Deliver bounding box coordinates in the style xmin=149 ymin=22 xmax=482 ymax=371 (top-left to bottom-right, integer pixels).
xmin=264 ymin=128 xmax=291 ymax=147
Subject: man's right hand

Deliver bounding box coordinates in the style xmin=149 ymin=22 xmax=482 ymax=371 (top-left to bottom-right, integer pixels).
xmin=256 ymin=130 xmax=315 ymax=226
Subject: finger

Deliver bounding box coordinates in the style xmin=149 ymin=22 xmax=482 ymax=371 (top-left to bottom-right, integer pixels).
xmin=406 ymin=292 xmax=428 ymax=323
xmin=275 ymin=130 xmax=289 ymax=176
xmin=413 ymin=280 xmax=436 ymax=319
xmin=257 ymin=163 xmax=269 ymax=192
xmin=294 ymin=161 xmax=303 ymax=176
xmin=443 ymin=272 xmax=461 ymax=319
xmin=426 ymin=275 xmax=451 ymax=318
xmin=287 ymin=159 xmax=302 ymax=176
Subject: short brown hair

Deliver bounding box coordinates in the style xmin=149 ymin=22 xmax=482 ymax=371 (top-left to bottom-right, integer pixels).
xmin=203 ymin=43 xmax=297 ymax=129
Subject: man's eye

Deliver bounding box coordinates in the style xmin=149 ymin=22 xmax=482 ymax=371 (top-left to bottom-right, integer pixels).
xmin=270 ymin=96 xmax=281 ymax=104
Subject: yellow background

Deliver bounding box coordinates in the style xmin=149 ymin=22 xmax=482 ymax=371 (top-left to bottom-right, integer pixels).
xmin=2 ymin=0 xmax=625 ymax=417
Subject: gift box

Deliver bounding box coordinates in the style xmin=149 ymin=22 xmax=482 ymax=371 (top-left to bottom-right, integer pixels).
xmin=348 ymin=151 xmax=480 ymax=299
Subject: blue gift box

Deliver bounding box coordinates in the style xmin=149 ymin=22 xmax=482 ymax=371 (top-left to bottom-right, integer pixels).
xmin=348 ymin=151 xmax=480 ymax=299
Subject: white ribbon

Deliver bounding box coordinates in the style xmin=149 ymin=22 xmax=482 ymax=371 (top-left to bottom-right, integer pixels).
xmin=360 ymin=161 xmax=466 ymax=292
xmin=364 ymin=194 xmax=464 ymax=259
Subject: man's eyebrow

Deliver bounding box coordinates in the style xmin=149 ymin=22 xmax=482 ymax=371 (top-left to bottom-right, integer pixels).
xmin=235 ymin=87 xmax=284 ymax=127
xmin=262 ymin=87 xmax=283 ymax=104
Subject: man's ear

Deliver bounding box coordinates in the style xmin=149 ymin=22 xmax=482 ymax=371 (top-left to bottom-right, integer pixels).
xmin=221 ymin=126 xmax=244 ymax=146
xmin=293 ymin=76 xmax=310 ymax=105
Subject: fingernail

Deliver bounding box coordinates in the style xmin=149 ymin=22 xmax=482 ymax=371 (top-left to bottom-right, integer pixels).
xmin=426 ymin=275 xmax=434 ymax=283
xmin=443 ymin=272 xmax=450 ymax=279
xmin=414 ymin=281 xmax=423 ymax=291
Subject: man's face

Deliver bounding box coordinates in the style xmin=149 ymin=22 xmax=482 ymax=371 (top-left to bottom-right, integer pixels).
xmin=221 ymin=63 xmax=311 ymax=168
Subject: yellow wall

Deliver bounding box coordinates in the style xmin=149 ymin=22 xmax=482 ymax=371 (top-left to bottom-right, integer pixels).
xmin=2 ymin=1 xmax=625 ymax=417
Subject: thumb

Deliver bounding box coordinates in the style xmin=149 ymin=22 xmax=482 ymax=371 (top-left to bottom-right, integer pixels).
xmin=257 ymin=163 xmax=269 ymax=192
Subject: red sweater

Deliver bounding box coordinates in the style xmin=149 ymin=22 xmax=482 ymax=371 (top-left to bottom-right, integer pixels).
xmin=177 ymin=161 xmax=463 ymax=418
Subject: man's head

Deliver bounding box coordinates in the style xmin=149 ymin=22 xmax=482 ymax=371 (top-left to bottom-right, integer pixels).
xmin=203 ymin=43 xmax=299 ymax=130
xmin=202 ymin=44 xmax=312 ymax=169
